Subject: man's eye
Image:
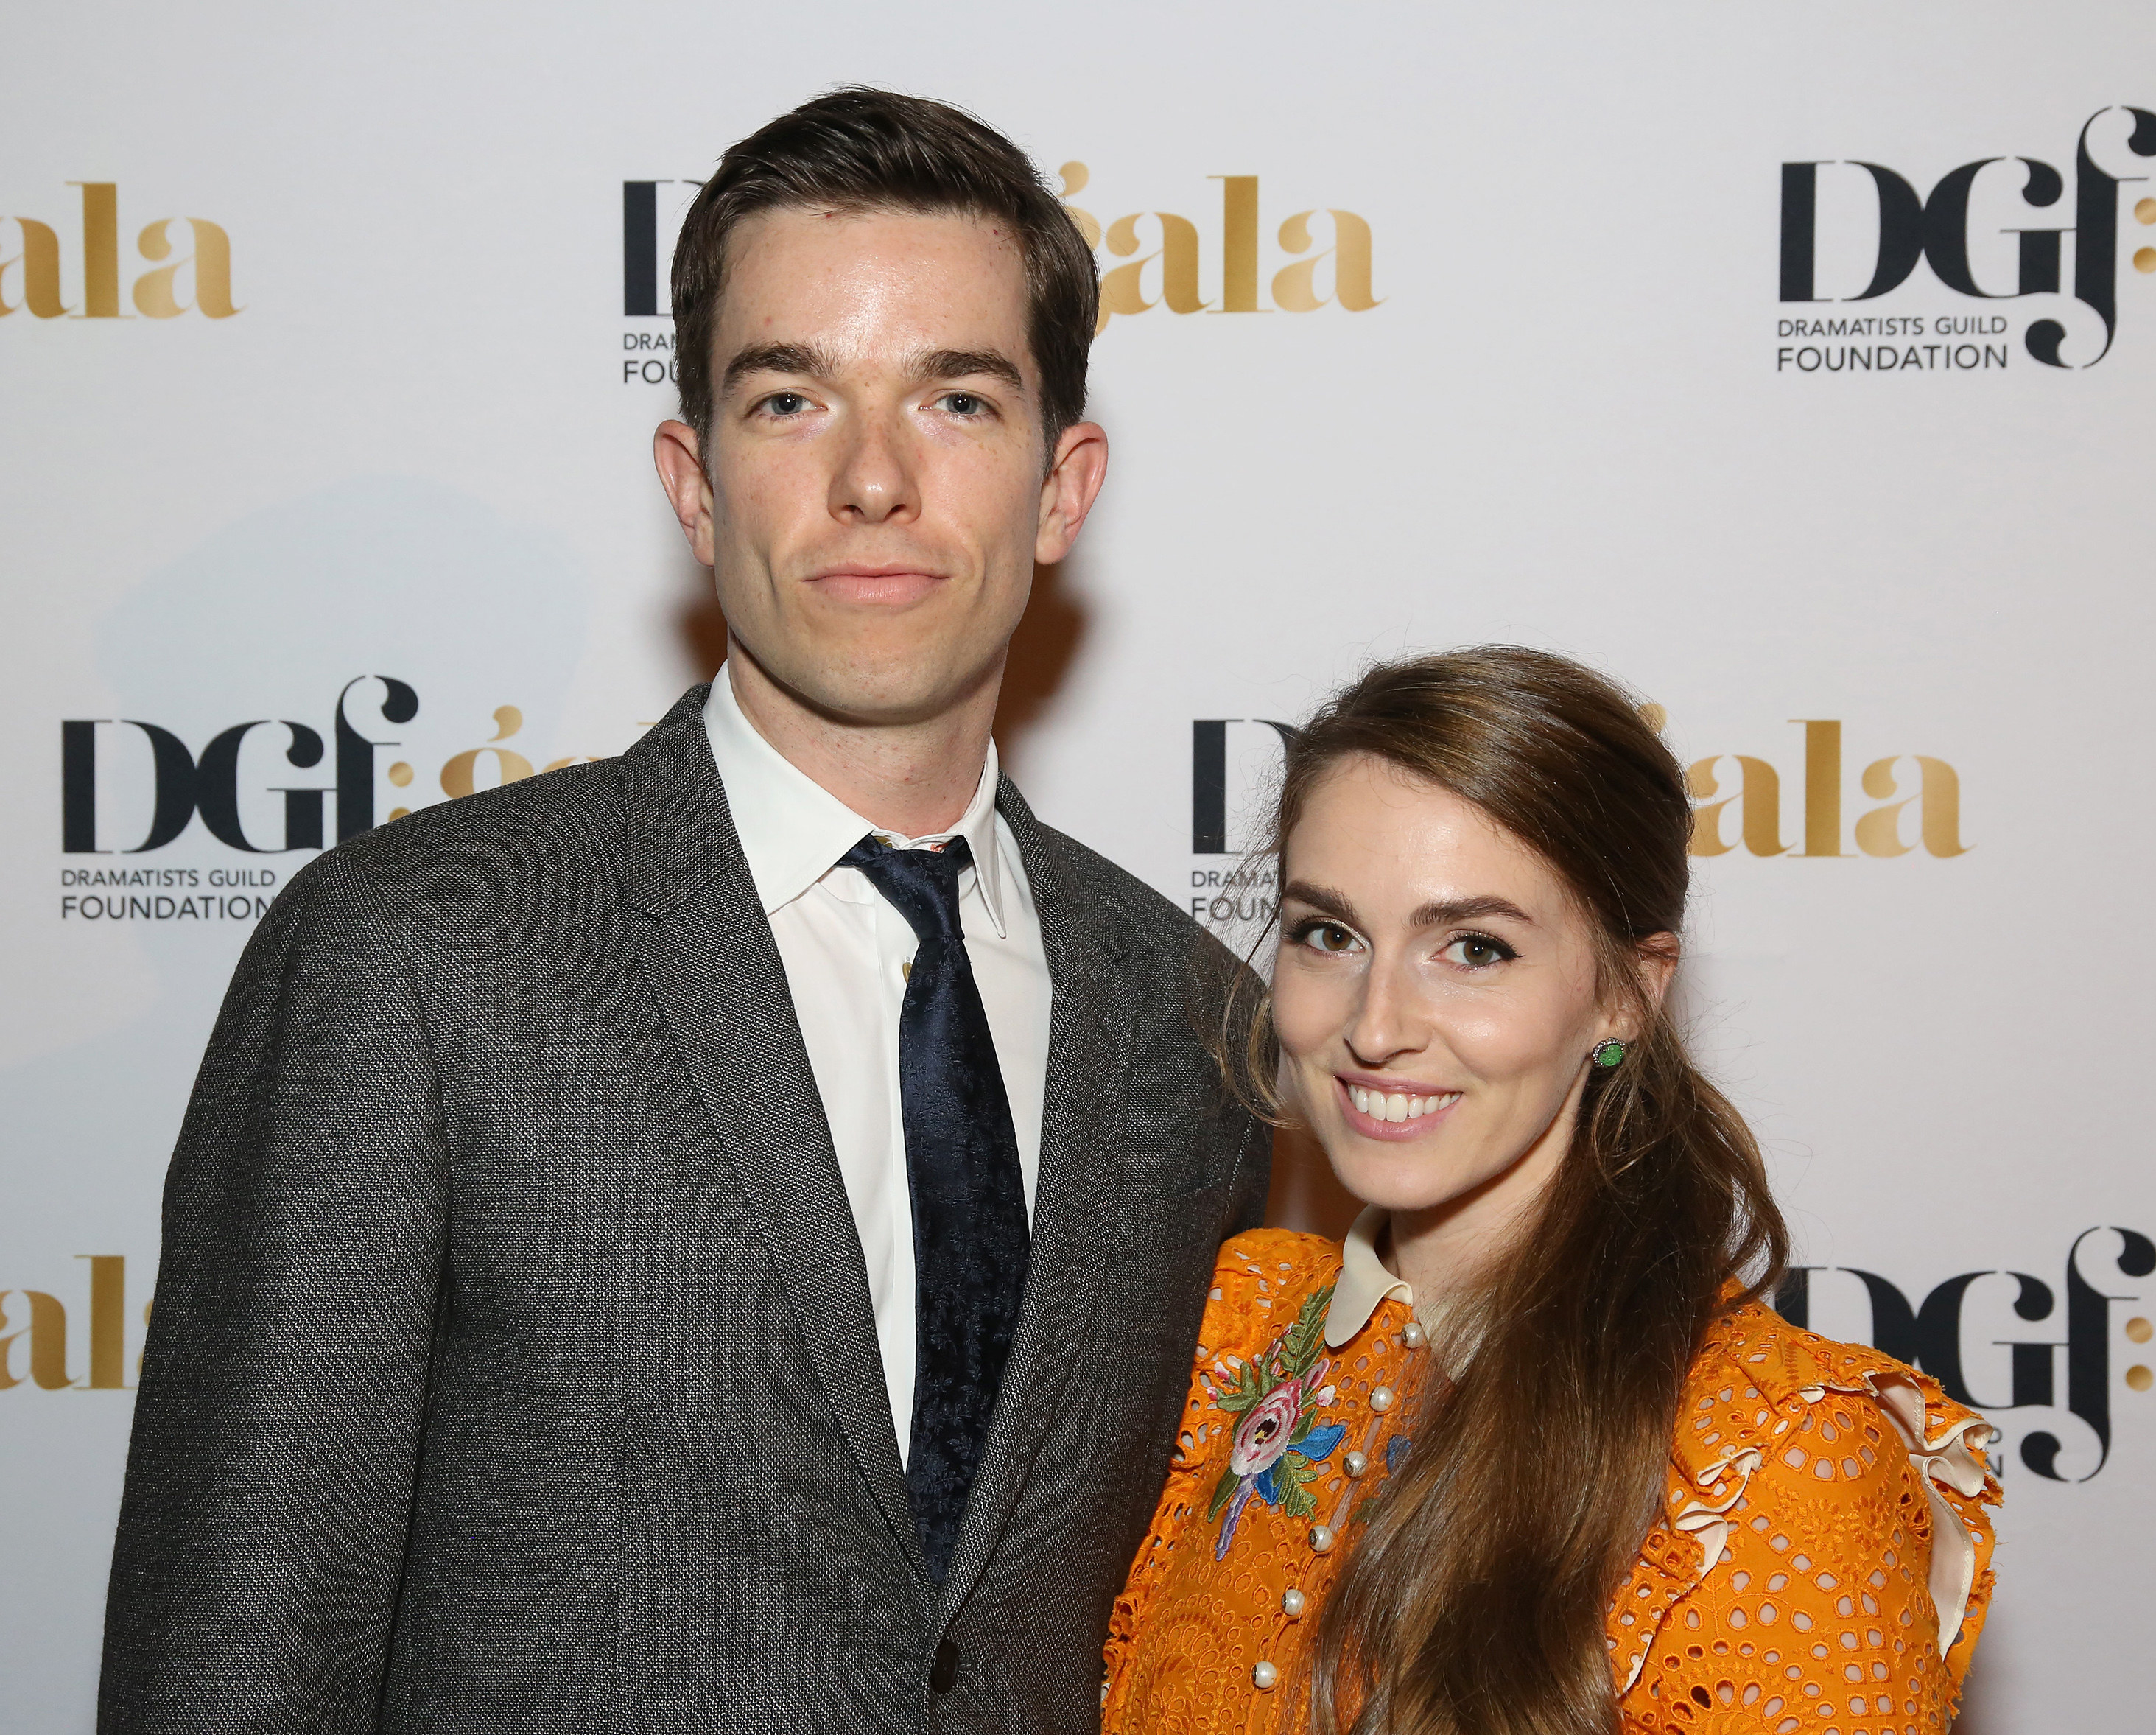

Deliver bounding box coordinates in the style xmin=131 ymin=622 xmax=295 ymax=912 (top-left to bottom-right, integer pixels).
xmin=938 ymin=391 xmax=986 ymax=416
xmin=762 ymin=391 xmax=809 ymax=416
xmin=1442 ymin=933 xmax=1517 ymax=969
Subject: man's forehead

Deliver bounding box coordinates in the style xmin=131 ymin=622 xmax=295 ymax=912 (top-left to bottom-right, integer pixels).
xmin=713 ymin=206 xmax=1036 ymax=387
xmin=722 ymin=205 xmax=1024 ymax=295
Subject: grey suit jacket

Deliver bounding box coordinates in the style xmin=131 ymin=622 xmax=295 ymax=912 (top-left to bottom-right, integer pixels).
xmin=99 ymin=686 xmax=1268 ymax=1735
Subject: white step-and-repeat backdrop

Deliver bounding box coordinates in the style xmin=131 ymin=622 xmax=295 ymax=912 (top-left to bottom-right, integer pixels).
xmin=5 ymin=4 xmax=2152 ymax=1728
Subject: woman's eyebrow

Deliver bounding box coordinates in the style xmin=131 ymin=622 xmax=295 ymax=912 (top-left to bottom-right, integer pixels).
xmin=1281 ymin=880 xmax=1358 ymax=924
xmin=1408 ymin=894 xmax=1534 ymax=928
xmin=1282 ymin=885 xmax=1536 ymax=930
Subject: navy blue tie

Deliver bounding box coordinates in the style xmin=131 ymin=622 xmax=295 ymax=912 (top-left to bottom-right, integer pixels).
xmin=839 ymin=833 xmax=1030 ymax=1582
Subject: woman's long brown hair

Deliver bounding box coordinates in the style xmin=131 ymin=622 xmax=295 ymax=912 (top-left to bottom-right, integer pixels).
xmin=1215 ymin=648 xmax=1788 ymax=1735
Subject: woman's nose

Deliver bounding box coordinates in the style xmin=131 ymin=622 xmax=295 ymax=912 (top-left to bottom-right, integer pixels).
xmin=1343 ymin=961 xmax=1428 ymax=1069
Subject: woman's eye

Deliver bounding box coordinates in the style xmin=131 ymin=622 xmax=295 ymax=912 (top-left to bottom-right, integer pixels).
xmin=1442 ymin=932 xmax=1517 ymax=969
xmin=1296 ymin=921 xmax=1360 ymax=955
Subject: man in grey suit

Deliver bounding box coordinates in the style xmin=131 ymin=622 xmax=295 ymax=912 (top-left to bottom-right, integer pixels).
xmin=101 ymin=88 xmax=1268 ymax=1734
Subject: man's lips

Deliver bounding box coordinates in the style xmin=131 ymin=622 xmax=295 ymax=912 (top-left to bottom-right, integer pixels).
xmin=1335 ymin=1073 xmax=1464 ymax=1141
xmin=802 ymin=564 xmax=948 ymax=606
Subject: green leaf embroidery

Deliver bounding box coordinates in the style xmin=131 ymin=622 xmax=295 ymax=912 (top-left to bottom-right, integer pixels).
xmin=1215 ymin=1360 xmax=1263 ymax=1415
xmin=1277 ymin=1283 xmax=1335 ymax=1379
xmin=1214 ymin=1283 xmax=1337 ymax=1435
xmin=1207 ymin=1467 xmax=1243 ymax=1522
xmin=1277 ymin=1451 xmax=1319 ymax=1518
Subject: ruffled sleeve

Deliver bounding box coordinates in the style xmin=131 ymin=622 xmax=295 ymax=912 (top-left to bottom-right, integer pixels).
xmin=1608 ymin=1303 xmax=2002 ymax=1731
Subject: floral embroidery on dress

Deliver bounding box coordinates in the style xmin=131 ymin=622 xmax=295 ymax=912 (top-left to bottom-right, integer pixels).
xmin=1203 ymin=1282 xmax=1348 ymax=1558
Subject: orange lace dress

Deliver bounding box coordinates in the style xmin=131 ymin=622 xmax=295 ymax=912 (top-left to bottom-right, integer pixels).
xmin=1103 ymin=1227 xmax=2001 ymax=1735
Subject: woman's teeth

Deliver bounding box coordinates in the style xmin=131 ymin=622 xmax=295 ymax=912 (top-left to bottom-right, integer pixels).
xmin=1346 ymin=1086 xmax=1462 ymax=1124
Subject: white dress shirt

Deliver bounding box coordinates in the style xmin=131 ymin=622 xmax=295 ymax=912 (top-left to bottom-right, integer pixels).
xmin=702 ymin=667 xmax=1051 ymax=1464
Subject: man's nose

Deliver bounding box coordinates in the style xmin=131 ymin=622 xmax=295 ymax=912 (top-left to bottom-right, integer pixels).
xmin=829 ymin=407 xmax=919 ymax=525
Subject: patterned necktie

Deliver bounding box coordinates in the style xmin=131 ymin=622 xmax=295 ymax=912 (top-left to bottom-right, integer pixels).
xmin=838 ymin=832 xmax=1030 ymax=1582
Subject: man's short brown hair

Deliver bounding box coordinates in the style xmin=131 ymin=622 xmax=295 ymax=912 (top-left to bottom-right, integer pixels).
xmin=671 ymin=87 xmax=1099 ymax=458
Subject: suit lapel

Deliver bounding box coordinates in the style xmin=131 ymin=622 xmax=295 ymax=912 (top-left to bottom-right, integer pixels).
xmin=941 ymin=779 xmax=1134 ymax=1609
xmin=618 ymin=689 xmax=923 ymax=1577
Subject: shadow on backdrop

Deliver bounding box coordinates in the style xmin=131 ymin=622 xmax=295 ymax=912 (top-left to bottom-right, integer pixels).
xmin=1951 ymin=1647 xmax=1998 ymax=1735
xmin=994 ymin=559 xmax=1089 ymax=759
xmin=675 ymin=547 xmax=728 ymax=680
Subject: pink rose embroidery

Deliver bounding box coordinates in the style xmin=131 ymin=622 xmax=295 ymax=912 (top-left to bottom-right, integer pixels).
xmin=1230 ymin=1376 xmax=1311 ymax=1477
xmin=1207 ymin=1285 xmax=1347 ymax=1560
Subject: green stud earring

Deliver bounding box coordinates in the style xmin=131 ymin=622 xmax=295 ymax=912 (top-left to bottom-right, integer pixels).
xmin=1591 ymin=1038 xmax=1627 ymax=1070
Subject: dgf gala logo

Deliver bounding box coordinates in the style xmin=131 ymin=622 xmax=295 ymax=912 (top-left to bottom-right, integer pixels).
xmin=56 ymin=677 xmax=601 ymax=923
xmin=1 ymin=183 xmax=239 ymax=319
xmin=617 ymin=161 xmax=1383 ymax=382
xmin=1186 ymin=712 xmax=1972 ymax=895
xmin=1775 ymin=1227 xmax=2155 ymax=1483
xmin=62 ymin=677 xmax=421 ymax=860
xmin=1057 ymin=164 xmax=1380 ymax=331
xmin=1777 ymin=104 xmax=2156 ymax=373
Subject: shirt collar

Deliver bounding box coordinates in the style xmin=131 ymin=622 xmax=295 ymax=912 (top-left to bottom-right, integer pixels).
xmin=1323 ymin=1205 xmax=1414 ymax=1349
xmin=700 ymin=665 xmax=1009 ymax=936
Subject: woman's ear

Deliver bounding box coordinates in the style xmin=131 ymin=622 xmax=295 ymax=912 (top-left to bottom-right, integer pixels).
xmin=1601 ymin=933 xmax=1682 ymax=1045
xmin=1634 ymin=931 xmax=1680 ymax=1012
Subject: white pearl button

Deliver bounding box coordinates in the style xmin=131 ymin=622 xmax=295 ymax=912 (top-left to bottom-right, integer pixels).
xmin=1369 ymin=1385 xmax=1395 ymax=1413
xmin=1281 ymin=1587 xmax=1306 ymax=1617
xmin=1344 ymin=1450 xmax=1368 ymax=1479
xmin=1401 ymin=1319 xmax=1426 ymax=1349
xmin=1252 ymin=1661 xmax=1279 ymax=1691
xmin=1310 ymin=1524 xmax=1336 ymax=1554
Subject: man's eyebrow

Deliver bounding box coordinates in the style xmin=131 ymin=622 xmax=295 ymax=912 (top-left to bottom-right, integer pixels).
xmin=721 ymin=341 xmax=842 ymax=393
xmin=909 ymin=347 xmax=1025 ymax=393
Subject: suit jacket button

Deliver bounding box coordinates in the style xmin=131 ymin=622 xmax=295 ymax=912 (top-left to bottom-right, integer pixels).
xmin=930 ymin=1638 xmax=960 ymax=1694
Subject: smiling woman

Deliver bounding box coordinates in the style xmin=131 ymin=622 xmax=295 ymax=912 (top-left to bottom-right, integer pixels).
xmin=1103 ymin=647 xmax=2001 ymax=1735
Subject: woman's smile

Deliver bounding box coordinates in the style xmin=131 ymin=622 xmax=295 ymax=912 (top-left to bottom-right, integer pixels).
xmin=1335 ymin=1073 xmax=1464 ymax=1139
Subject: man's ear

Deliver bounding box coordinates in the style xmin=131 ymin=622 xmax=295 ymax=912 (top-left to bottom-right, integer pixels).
xmin=655 ymin=420 xmax=717 ymax=567
xmin=1035 ymin=420 xmax=1109 ymax=567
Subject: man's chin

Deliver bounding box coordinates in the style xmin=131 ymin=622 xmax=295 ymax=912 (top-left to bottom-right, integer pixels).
xmin=727 ymin=614 xmax=1009 ymax=729
xmin=776 ymin=658 xmax=980 ymax=729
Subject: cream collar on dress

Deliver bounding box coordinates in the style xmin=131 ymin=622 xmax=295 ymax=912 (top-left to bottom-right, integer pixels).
xmin=1322 ymin=1205 xmax=1474 ymax=1376
xmin=1322 ymin=1206 xmax=1413 ymax=1348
